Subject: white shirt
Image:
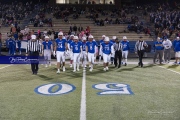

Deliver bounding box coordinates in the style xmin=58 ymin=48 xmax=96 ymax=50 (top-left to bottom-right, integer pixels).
xmin=162 ymin=39 xmax=172 ymax=49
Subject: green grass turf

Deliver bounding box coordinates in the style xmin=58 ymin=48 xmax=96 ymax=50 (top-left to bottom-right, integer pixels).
xmin=0 ymin=64 xmax=179 ymax=120
xmin=0 ymin=65 xmax=82 ymax=120
xmin=86 ymin=64 xmax=180 ymax=120
xmin=0 ymin=65 xmax=10 ymax=68
xmin=161 ymin=64 xmax=180 ymax=72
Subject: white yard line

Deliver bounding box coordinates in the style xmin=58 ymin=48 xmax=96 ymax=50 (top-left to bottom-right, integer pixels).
xmin=158 ymin=66 xmax=180 ymax=75
xmin=80 ymin=67 xmax=86 ymax=120
xmin=0 ymin=65 xmax=12 ymax=70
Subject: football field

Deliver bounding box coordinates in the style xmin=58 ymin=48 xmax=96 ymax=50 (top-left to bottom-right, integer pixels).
xmin=0 ymin=62 xmax=179 ymax=120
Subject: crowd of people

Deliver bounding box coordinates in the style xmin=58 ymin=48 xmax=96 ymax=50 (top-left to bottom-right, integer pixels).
xmin=0 ymin=2 xmax=33 ymax=27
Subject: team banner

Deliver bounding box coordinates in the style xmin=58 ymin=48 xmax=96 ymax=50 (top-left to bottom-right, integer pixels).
xmin=0 ymin=56 xmax=46 ymax=64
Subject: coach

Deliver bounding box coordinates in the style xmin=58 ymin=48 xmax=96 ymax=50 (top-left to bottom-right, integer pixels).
xmin=153 ymin=37 xmax=164 ymax=64
xmin=26 ymin=35 xmax=42 ymax=75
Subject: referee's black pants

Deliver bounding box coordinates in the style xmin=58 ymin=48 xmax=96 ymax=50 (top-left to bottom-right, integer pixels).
xmin=137 ymin=50 xmax=144 ymax=67
xmin=30 ymin=51 xmax=39 ymax=74
xmin=114 ymin=50 xmax=122 ymax=67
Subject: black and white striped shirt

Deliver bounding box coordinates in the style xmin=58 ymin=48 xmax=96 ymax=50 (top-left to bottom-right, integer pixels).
xmin=26 ymin=40 xmax=42 ymax=53
xmin=135 ymin=40 xmax=148 ymax=51
xmin=114 ymin=42 xmax=123 ymax=51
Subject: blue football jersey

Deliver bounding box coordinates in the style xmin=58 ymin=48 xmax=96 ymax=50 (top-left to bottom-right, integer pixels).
xmin=82 ymin=41 xmax=87 ymax=51
xmin=70 ymin=41 xmax=82 ymax=53
xmin=42 ymin=41 xmax=52 ymax=50
xmin=56 ymin=38 xmax=67 ymax=51
xmin=121 ymin=41 xmax=130 ymax=51
xmin=86 ymin=41 xmax=97 ymax=53
xmin=101 ymin=42 xmax=113 ymax=54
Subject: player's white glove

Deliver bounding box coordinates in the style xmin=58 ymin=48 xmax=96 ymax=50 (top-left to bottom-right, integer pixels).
xmin=53 ymin=51 xmax=56 ymax=57
xmin=85 ymin=52 xmax=88 ymax=56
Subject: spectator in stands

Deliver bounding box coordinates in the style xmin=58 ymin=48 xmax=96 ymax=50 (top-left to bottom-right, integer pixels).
xmin=39 ymin=21 xmax=43 ymax=27
xmin=43 ymin=29 xmax=47 ymax=36
xmin=73 ymin=24 xmax=78 ymax=34
xmin=64 ymin=17 xmax=69 ymax=23
xmin=70 ymin=24 xmax=73 ymax=33
xmin=78 ymin=24 xmax=83 ymax=32
xmin=37 ymin=30 xmax=41 ymax=38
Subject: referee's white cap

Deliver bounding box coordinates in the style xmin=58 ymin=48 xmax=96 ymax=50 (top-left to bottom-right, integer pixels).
xmin=31 ymin=35 xmax=36 ymax=39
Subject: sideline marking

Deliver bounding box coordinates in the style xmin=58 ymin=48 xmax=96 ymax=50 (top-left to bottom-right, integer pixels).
xmin=0 ymin=65 xmax=12 ymax=70
xmin=80 ymin=67 xmax=86 ymax=120
xmin=158 ymin=66 xmax=180 ymax=75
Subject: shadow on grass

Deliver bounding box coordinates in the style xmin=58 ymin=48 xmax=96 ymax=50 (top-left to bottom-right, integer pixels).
xmin=167 ymin=65 xmax=179 ymax=69
xmin=37 ymin=74 xmax=54 ymax=80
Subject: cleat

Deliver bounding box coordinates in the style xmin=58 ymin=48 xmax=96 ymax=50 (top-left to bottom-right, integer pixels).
xmin=70 ymin=64 xmax=72 ymax=68
xmin=56 ymin=70 xmax=60 ymax=74
xmin=89 ymin=68 xmax=92 ymax=72
xmin=73 ymin=70 xmax=76 ymax=72
xmin=77 ymin=68 xmax=80 ymax=71
xmin=106 ymin=67 xmax=109 ymax=71
xmin=45 ymin=64 xmax=48 ymax=67
xmin=63 ymin=67 xmax=65 ymax=72
xmin=103 ymin=68 xmax=106 ymax=71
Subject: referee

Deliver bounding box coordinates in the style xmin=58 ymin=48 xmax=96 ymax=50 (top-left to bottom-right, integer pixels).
xmin=113 ymin=38 xmax=123 ymax=68
xmin=135 ymin=36 xmax=148 ymax=67
xmin=26 ymin=35 xmax=42 ymax=75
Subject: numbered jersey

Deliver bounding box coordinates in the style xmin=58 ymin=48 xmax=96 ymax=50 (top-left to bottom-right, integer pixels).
xmin=86 ymin=41 xmax=97 ymax=53
xmin=82 ymin=42 xmax=87 ymax=51
xmin=56 ymin=38 xmax=67 ymax=52
xmin=121 ymin=41 xmax=130 ymax=51
xmin=42 ymin=41 xmax=52 ymax=50
xmin=70 ymin=41 xmax=82 ymax=53
xmin=101 ymin=42 xmax=113 ymax=55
